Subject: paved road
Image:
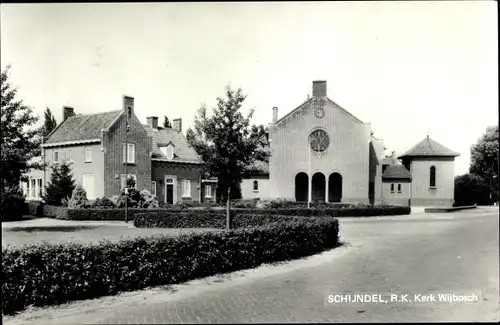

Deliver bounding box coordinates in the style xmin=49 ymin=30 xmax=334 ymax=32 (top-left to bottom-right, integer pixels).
xmin=4 ymin=208 xmax=499 ymax=324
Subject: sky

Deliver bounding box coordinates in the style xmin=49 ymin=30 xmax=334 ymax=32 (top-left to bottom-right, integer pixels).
xmin=1 ymin=1 xmax=497 ymax=176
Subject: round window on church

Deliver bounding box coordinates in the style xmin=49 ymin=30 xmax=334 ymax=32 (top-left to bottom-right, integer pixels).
xmin=309 ymin=129 xmax=330 ymax=153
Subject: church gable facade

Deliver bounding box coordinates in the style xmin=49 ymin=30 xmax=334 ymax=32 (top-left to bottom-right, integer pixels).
xmin=242 ymin=80 xmax=459 ymax=208
xmin=268 ymin=81 xmax=375 ymax=203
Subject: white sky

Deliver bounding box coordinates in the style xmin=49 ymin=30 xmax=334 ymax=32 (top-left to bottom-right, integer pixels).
xmin=1 ymin=2 xmax=497 ymax=175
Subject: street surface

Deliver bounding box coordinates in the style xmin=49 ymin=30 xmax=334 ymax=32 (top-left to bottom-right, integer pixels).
xmin=4 ymin=207 xmax=499 ymax=324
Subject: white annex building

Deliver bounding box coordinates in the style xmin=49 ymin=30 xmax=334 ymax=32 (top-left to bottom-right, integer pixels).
xmin=241 ymin=80 xmax=460 ymax=208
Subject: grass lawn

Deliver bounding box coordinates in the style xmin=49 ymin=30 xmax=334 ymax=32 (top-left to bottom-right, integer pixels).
xmin=2 ymin=217 xmax=222 ymax=248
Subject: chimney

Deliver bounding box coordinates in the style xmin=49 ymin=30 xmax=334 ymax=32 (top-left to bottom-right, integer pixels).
xmin=172 ymin=118 xmax=182 ymax=132
xmin=312 ymin=80 xmax=327 ymax=99
xmin=63 ymin=106 xmax=75 ymax=121
xmin=146 ymin=116 xmax=158 ymax=129
xmin=122 ymin=95 xmax=134 ymax=118
xmin=272 ymin=107 xmax=278 ymax=123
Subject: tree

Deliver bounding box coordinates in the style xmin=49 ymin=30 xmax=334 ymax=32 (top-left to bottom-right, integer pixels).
xmin=470 ymin=125 xmax=499 ymax=201
xmin=1 ymin=65 xmax=43 ymax=190
xmin=67 ymin=184 xmax=88 ymax=208
xmin=43 ymin=107 xmax=57 ymax=139
xmin=186 ymin=85 xmax=269 ymax=229
xmin=43 ymin=162 xmax=76 ymax=206
xmin=454 ymin=173 xmax=490 ymax=206
xmin=163 ymin=116 xmax=172 ymax=128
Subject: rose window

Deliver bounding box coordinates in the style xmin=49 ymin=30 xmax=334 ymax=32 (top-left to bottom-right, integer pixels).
xmin=308 ymin=129 xmax=330 ymax=153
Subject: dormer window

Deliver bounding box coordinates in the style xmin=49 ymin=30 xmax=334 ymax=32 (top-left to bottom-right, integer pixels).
xmin=160 ymin=143 xmax=175 ymax=160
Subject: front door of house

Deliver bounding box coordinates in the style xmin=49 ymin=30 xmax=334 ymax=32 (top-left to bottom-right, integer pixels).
xmin=166 ymin=184 xmax=174 ymax=204
xmin=165 ymin=176 xmax=176 ymax=204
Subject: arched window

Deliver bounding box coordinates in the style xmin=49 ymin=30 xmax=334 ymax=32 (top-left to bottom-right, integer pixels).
xmin=430 ymin=166 xmax=436 ymax=187
xmin=253 ymin=180 xmax=259 ymax=191
xmin=390 ymin=184 xmax=394 ymax=192
xmin=397 ymin=184 xmax=402 ymax=193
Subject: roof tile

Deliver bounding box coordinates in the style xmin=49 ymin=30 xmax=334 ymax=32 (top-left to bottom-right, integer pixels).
xmin=144 ymin=125 xmax=201 ymax=163
xmin=398 ymin=136 xmax=459 ymax=158
xmin=382 ymin=165 xmax=411 ymax=179
xmin=45 ymin=111 xmax=122 ymax=144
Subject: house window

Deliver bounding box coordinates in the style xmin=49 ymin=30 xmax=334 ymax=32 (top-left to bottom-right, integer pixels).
xmin=121 ymin=174 xmax=137 ymax=189
xmin=81 ymin=174 xmax=95 ymax=199
xmin=38 ymin=179 xmax=43 ymax=197
xmin=31 ymin=178 xmax=36 ymax=198
xmin=166 ymin=146 xmax=174 ymax=160
xmin=182 ymin=179 xmax=191 ymax=198
xmin=397 ymin=184 xmax=402 ymax=193
xmin=151 ymin=181 xmax=156 ymax=196
xmin=69 ymin=150 xmax=74 ymax=162
xmin=25 ymin=180 xmax=30 ymax=198
xmin=123 ymin=143 xmax=136 ymax=163
xmin=53 ymin=151 xmax=59 ymax=162
xmin=205 ymin=185 xmax=212 ymax=198
xmin=430 ymin=166 xmax=436 ymax=187
xmin=85 ymin=148 xmax=92 ymax=162
xmin=390 ymin=184 xmax=395 ymax=193
xmin=160 ymin=145 xmax=174 ymax=160
xmin=253 ymin=180 xmax=259 ymax=192
xmin=21 ymin=181 xmax=28 ymax=197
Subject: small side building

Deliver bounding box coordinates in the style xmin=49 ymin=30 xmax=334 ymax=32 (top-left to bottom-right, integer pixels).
xmin=398 ymin=136 xmax=460 ymax=208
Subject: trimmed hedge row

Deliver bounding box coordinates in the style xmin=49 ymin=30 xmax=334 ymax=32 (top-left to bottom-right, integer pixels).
xmin=133 ymin=212 xmax=321 ymax=229
xmin=2 ymin=217 xmax=339 ymax=315
xmin=31 ymin=204 xmax=410 ymax=221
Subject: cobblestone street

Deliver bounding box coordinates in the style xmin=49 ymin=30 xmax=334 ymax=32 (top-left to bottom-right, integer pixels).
xmin=4 ymin=208 xmax=499 ymax=324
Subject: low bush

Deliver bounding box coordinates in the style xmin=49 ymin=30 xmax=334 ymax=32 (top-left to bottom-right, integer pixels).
xmin=54 ymin=204 xmax=410 ymax=221
xmin=64 ymin=208 xmax=176 ymax=221
xmin=91 ymin=197 xmax=116 ymax=209
xmin=2 ymin=217 xmax=339 ymax=315
xmin=42 ymin=205 xmax=68 ymax=219
xmin=26 ymin=201 xmax=43 ymax=218
xmin=265 ymin=199 xmax=354 ymax=209
xmin=337 ymin=205 xmax=411 ymax=217
xmin=1 ymin=187 xmax=25 ymax=222
xmin=67 ymin=184 xmax=89 ymax=209
xmin=133 ymin=211 xmax=322 ymax=229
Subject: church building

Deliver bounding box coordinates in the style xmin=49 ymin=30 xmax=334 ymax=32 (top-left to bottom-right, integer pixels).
xmin=241 ymin=80 xmax=459 ymax=208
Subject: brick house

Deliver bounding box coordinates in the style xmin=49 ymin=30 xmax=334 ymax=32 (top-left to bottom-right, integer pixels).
xmin=240 ymin=80 xmax=459 ymax=208
xmin=21 ymin=95 xmax=217 ymax=204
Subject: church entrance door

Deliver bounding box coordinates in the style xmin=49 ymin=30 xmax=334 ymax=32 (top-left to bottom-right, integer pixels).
xmin=295 ymin=172 xmax=308 ymax=202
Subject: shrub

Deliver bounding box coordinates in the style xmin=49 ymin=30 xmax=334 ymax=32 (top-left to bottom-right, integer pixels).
xmin=42 ymin=204 xmax=68 ymax=219
xmin=91 ymin=197 xmax=116 ymax=209
xmin=43 ymin=162 xmax=75 ymax=206
xmin=26 ymin=201 xmax=43 ymax=218
xmin=139 ymin=190 xmax=159 ymax=209
xmin=2 ymin=217 xmax=339 ymax=315
xmin=266 ymin=199 xmax=354 ymax=209
xmin=67 ymin=184 xmax=89 ymax=209
xmin=1 ymin=186 xmax=25 ymax=222
xmin=134 ymin=211 xmax=332 ymax=229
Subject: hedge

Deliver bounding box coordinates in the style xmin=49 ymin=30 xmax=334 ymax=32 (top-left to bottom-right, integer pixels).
xmin=2 ymin=217 xmax=339 ymax=315
xmin=33 ymin=204 xmax=410 ymax=221
xmin=25 ymin=201 xmax=43 ymax=218
xmin=133 ymin=212 xmax=323 ymax=229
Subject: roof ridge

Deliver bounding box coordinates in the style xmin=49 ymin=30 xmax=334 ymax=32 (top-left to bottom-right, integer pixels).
xmin=69 ymin=109 xmax=121 ymax=118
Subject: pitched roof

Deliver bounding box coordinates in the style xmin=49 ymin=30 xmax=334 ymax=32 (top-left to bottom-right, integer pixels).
xmin=398 ymin=136 xmax=460 ymax=159
xmin=382 ymin=165 xmax=411 ymax=179
xmin=144 ymin=125 xmax=202 ymax=164
xmin=274 ymin=97 xmax=365 ymax=126
xmin=45 ymin=111 xmax=122 ymax=144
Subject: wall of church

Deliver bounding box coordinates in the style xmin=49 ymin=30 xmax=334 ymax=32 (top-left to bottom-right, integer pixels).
xmin=409 ymin=157 xmax=455 ymax=207
xmin=269 ymin=99 xmax=371 ymax=203
xmin=382 ymin=181 xmax=411 ymax=206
